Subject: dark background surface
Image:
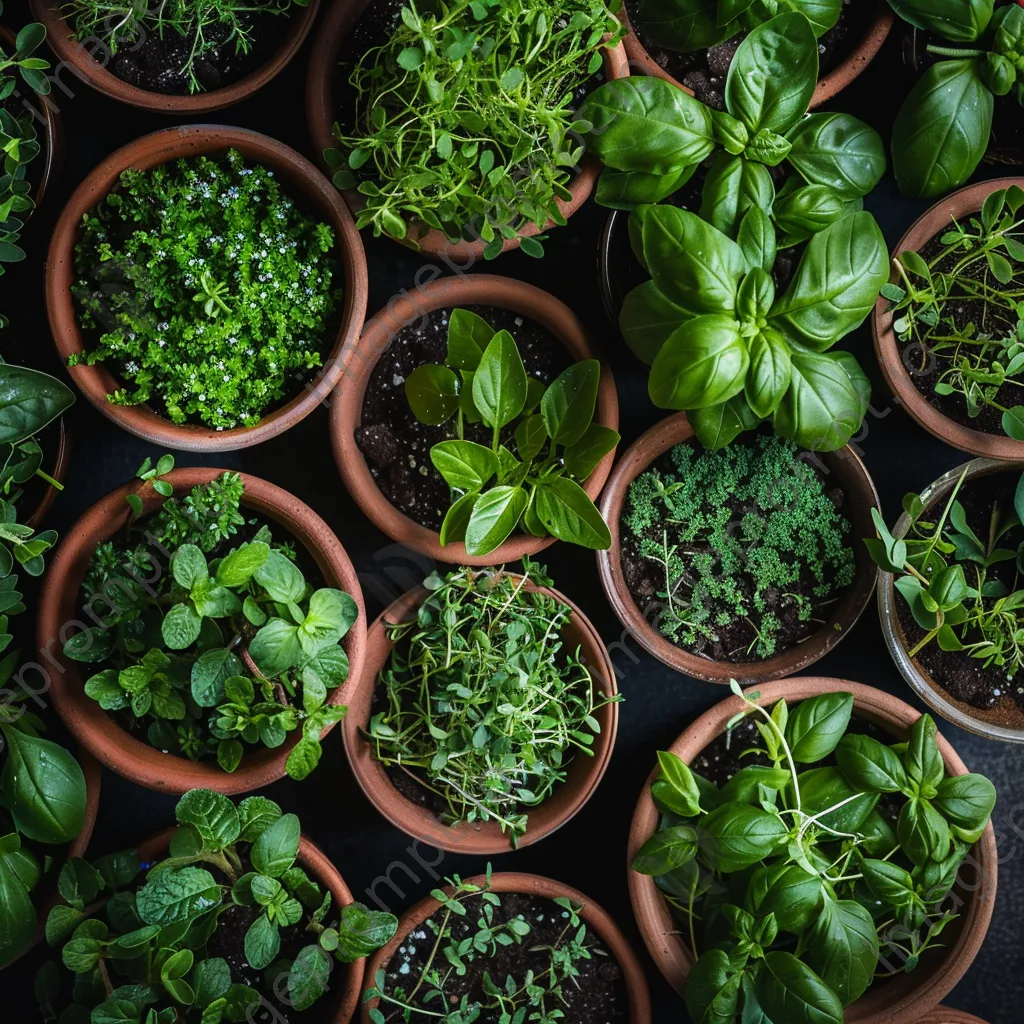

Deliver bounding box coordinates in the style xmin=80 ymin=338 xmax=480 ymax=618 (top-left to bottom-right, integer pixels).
xmin=3 ymin=1 xmax=1022 ymax=1020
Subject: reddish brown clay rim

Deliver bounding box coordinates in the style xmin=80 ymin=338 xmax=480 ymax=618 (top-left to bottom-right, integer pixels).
xmin=918 ymin=1010 xmax=990 ymax=1024
xmin=45 ymin=125 xmax=369 ymax=452
xmin=596 ymin=412 xmax=879 ymax=683
xmin=29 ymin=0 xmax=321 ymax=114
xmin=37 ymin=467 xmax=368 ymax=795
xmin=362 ymin=871 xmax=651 ymax=1024
xmin=24 ymin=416 xmax=71 ymax=530
xmin=343 ymin=576 xmax=619 ymax=853
xmin=874 ymin=177 xmax=1024 ymax=460
xmin=628 ymin=678 xmax=998 ymax=1021
xmin=618 ymin=0 xmax=893 ymax=107
xmin=305 ymin=0 xmax=630 ymax=260
xmin=330 ymin=273 xmax=619 ymax=566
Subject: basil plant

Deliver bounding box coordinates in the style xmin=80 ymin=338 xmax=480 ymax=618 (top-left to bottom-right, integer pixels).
xmin=623 ymin=203 xmax=888 ymax=451
xmin=890 ymin=0 xmax=1024 ymax=198
xmin=578 ymin=13 xmax=886 ymax=244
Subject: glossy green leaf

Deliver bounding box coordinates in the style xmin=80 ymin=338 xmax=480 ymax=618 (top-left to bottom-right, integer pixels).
xmin=785 ymin=112 xmax=886 ymax=199
xmin=649 ymin=315 xmax=749 ymax=411
xmin=534 ymin=477 xmax=611 ymax=549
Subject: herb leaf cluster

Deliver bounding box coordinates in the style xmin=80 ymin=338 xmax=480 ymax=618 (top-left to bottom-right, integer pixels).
xmin=405 ymin=308 xmax=617 ymax=555
xmin=70 ymin=149 xmax=340 ymax=431
xmin=633 ymin=685 xmax=996 ymax=1024
xmin=326 ymin=0 xmax=624 ymax=257
xmin=39 ymin=789 xmax=397 ymax=1022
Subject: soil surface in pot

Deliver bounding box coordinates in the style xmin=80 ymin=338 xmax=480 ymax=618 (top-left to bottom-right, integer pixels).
xmin=378 ymin=892 xmax=628 ymax=1022
xmin=356 ymin=304 xmax=570 ymax=532
xmin=896 ymin=471 xmax=1024 ymax=728
xmin=624 ymin=0 xmax=874 ymax=108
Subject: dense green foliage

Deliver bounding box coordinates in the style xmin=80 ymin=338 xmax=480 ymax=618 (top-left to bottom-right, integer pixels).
xmin=326 ymin=0 xmax=624 ymax=257
xmin=405 ymin=308 xmax=617 ymax=554
xmin=39 ymin=790 xmax=397 ymax=1022
xmin=624 ymin=435 xmax=855 ymax=658
xmin=70 ymin=150 xmax=340 ymax=430
xmin=633 ymin=686 xmax=996 ymax=1024
xmin=66 ymin=457 xmax=357 ymax=779
xmin=368 ymin=562 xmax=615 ymax=843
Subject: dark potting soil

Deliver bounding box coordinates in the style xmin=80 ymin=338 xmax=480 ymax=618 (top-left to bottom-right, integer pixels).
xmin=356 ymin=304 xmax=570 ymax=532
xmin=896 ymin=471 xmax=1024 ymax=728
xmin=378 ymin=892 xmax=629 ymax=1023
xmin=623 ymin=0 xmax=873 ymax=109
xmin=898 ymin=222 xmax=1024 ymax=437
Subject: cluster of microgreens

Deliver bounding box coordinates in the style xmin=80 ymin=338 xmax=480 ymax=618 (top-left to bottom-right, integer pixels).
xmin=69 ymin=149 xmax=339 ymax=430
xmin=368 ymin=561 xmax=616 ymax=844
xmin=363 ymin=866 xmax=594 ymax=1024
xmin=883 ymin=183 xmax=1024 ymax=440
xmin=38 ymin=789 xmax=397 ymax=1022
xmin=869 ymin=465 xmax=1024 ymax=678
xmin=65 ymin=455 xmax=357 ymax=779
xmin=633 ymin=682 xmax=996 ymax=1024
xmin=623 ymin=435 xmax=855 ymax=659
xmin=326 ymin=0 xmax=624 ymax=257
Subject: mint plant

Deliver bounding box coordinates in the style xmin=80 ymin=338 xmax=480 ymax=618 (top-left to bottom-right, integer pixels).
xmin=38 ymin=789 xmax=397 ymax=1021
xmin=64 ymin=457 xmax=358 ymax=779
xmin=633 ymin=684 xmax=996 ymax=1024
xmin=404 ymin=308 xmax=618 ymax=555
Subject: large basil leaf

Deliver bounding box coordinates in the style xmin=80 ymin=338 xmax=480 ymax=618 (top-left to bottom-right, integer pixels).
xmin=898 ymin=797 xmax=951 ymax=865
xmin=472 ymin=330 xmax=527 ymax=430
xmin=699 ymin=154 xmax=775 ymax=238
xmin=0 ymin=364 xmax=75 ymax=444
xmin=578 ymin=77 xmax=716 ymax=174
xmin=934 ymin=773 xmax=996 ymax=834
xmin=755 ymin=951 xmax=843 ymax=1024
xmin=0 ymin=853 xmax=35 ymax=964
xmin=892 ymin=59 xmax=993 ymax=200
xmin=747 ymin=862 xmax=822 ymax=934
xmin=619 ymin=281 xmax=687 ymax=365
xmin=638 ymin=0 xmax=732 ymax=53
xmin=737 ymin=207 xmax=777 ymax=274
xmin=689 ymin=394 xmax=761 ymax=448
xmin=649 ymin=315 xmax=749 ymax=410
xmin=595 ymin=164 xmax=696 ymax=210
xmin=774 ymin=185 xmax=862 ymax=246
xmin=465 ymin=486 xmax=527 ymax=555
xmin=905 ymin=713 xmax=945 ymax=789
xmin=770 ymin=212 xmax=888 ymax=349
xmin=684 ymin=948 xmax=742 ymax=1024
xmin=835 ymin=734 xmax=909 ymax=794
xmin=725 ymin=13 xmax=818 ymax=134
xmin=540 ymin=360 xmax=600 ymax=446
xmin=631 ymin=824 xmax=698 ymax=875
xmin=799 ymin=766 xmax=879 ymax=833
xmin=776 ymin=0 xmax=842 ymax=37
xmin=805 ymin=899 xmax=878 ymax=1006
xmin=534 ymin=477 xmax=611 ymax=549
xmin=404 ymin=364 xmax=459 ymax=424
xmin=888 ymin=0 xmax=993 ymax=42
xmin=785 ymin=692 xmax=853 ymax=762
xmin=745 ymin=328 xmax=791 ymax=418
xmin=785 ymin=113 xmax=886 ymax=198
xmin=699 ymin=803 xmax=787 ymax=872
xmin=430 ymin=440 xmax=499 ymax=492
xmin=136 ymin=866 xmax=220 ymax=926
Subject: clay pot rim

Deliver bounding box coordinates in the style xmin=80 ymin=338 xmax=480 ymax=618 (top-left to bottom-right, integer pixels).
xmin=45 ymin=124 xmax=369 ymax=453
xmin=361 ymin=870 xmax=652 ymax=1024
xmin=879 ymin=456 xmax=1024 ymax=744
xmin=304 ymin=0 xmax=630 ymax=260
xmin=23 ymin=416 xmax=71 ymax=530
xmin=873 ymin=177 xmax=1024 ymax=460
xmin=28 ymin=0 xmax=321 ymax=114
xmin=627 ymin=677 xmax=998 ymax=1020
xmin=342 ymin=573 xmax=620 ymax=853
xmin=617 ymin=0 xmax=893 ymax=108
xmin=329 ymin=273 xmax=620 ymax=567
xmin=917 ymin=1010 xmax=990 ymax=1024
xmin=36 ymin=467 xmax=368 ymax=794
xmin=596 ymin=412 xmax=880 ymax=683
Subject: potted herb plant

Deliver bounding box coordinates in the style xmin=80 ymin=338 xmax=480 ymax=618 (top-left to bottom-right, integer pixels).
xmin=343 ymin=561 xmax=620 ymax=853
xmin=37 ymin=459 xmax=368 ymax=794
xmin=598 ymin=413 xmax=880 ymax=683
xmin=331 ymin=274 xmax=619 ymax=565
xmin=38 ymin=789 xmax=398 ymax=1023
xmin=870 ymin=457 xmax=1024 ymax=744
xmin=873 ymin=177 xmax=1024 ymax=459
xmin=616 ymin=0 xmax=892 ymax=109
xmin=629 ymin=678 xmax=998 ymax=1023
xmin=362 ymin=868 xmax=652 ymax=1023
xmin=46 ymin=125 xmax=368 ymax=452
xmin=305 ymin=0 xmax=629 ymax=259
xmin=29 ymin=0 xmax=320 ymax=113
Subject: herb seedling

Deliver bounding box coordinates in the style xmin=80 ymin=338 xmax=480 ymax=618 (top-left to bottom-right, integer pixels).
xmin=368 ymin=562 xmax=617 ymax=843
xmin=404 ymin=308 xmax=618 ymax=555
xmin=633 ymin=683 xmax=996 ymax=1024
xmin=38 ymin=789 xmax=397 ymax=1021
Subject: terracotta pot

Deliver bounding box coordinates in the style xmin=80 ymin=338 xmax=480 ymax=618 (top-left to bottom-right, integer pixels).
xmin=343 ymin=575 xmax=619 ymax=853
xmin=29 ymin=0 xmax=320 ymax=114
xmin=873 ymin=177 xmax=1024 ymax=460
xmin=362 ymin=871 xmax=651 ymax=1024
xmin=23 ymin=416 xmax=71 ymax=530
xmin=305 ymin=0 xmax=629 ymax=260
xmin=46 ymin=125 xmax=368 ymax=452
xmin=628 ymin=677 xmax=998 ymax=1021
xmin=879 ymin=457 xmax=1024 ymax=743
xmin=330 ymin=273 xmax=619 ymax=566
xmin=36 ymin=467 xmax=368 ymax=794
xmin=0 ymin=748 xmax=100 ymax=970
xmin=918 ymin=1011 xmax=989 ymax=1024
xmin=618 ymin=0 xmax=893 ymax=107
xmin=597 ymin=412 xmax=879 ymax=683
